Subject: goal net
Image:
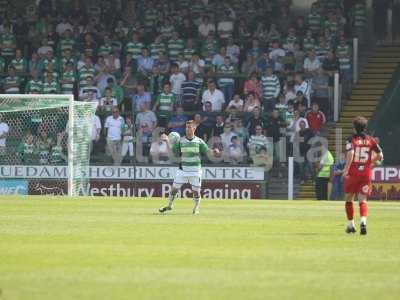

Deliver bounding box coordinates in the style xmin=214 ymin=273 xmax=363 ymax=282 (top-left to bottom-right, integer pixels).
xmin=0 ymin=95 xmax=95 ymax=196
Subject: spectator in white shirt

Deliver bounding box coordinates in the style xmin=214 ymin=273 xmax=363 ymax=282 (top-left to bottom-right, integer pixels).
xmin=198 ymin=16 xmax=216 ymax=38
xmin=303 ymin=50 xmax=321 ymax=78
xmin=226 ymin=37 xmax=240 ymax=65
xmin=294 ymin=73 xmax=311 ymax=104
xmin=225 ymin=94 xmax=244 ymax=113
xmin=217 ymin=14 xmax=234 ymax=40
xmin=220 ymin=122 xmax=237 ymax=153
xmin=227 ymin=136 xmax=244 ymax=164
xmin=150 ymin=132 xmax=171 ymax=164
xmin=0 ymin=116 xmax=9 ymax=155
xmin=104 ymin=108 xmax=124 ymax=165
xmin=269 ymin=41 xmax=286 ymax=71
xmin=202 ymin=79 xmax=225 ymax=112
xmin=90 ymin=113 xmax=102 ymax=153
xmin=169 ymin=63 xmax=186 ymax=98
xmin=56 ymin=16 xmax=73 ymax=36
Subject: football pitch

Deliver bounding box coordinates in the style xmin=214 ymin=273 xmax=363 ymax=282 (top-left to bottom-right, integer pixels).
xmin=0 ymin=197 xmax=399 ymax=300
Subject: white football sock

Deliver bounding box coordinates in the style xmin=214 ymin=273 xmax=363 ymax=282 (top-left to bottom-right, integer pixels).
xmin=193 ymin=196 xmax=200 ymax=210
xmin=360 ymin=216 xmax=367 ymax=225
xmin=348 ymin=220 xmax=355 ymax=227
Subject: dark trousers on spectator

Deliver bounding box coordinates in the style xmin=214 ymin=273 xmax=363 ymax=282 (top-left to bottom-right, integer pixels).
xmin=315 ymin=177 xmax=329 ymax=200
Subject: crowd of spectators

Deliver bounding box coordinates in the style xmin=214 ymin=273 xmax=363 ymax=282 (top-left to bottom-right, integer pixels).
xmin=0 ymin=0 xmax=368 ymax=181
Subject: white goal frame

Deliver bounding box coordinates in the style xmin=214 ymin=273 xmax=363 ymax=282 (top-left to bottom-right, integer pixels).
xmin=0 ymin=94 xmax=76 ymax=196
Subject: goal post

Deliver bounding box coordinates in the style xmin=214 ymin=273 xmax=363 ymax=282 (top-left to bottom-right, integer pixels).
xmin=0 ymin=94 xmax=95 ymax=196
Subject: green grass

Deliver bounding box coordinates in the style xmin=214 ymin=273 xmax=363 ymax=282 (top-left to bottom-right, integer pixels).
xmin=0 ymin=197 xmax=399 ymax=300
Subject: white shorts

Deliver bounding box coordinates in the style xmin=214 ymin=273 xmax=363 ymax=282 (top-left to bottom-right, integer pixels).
xmin=173 ymin=169 xmax=202 ymax=192
xmin=121 ymin=141 xmax=134 ymax=157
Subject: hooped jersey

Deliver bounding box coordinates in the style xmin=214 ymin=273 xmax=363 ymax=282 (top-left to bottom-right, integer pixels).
xmin=346 ymin=134 xmax=382 ymax=178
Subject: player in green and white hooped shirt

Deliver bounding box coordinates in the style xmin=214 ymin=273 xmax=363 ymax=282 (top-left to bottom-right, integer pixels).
xmin=159 ymin=120 xmax=220 ymax=215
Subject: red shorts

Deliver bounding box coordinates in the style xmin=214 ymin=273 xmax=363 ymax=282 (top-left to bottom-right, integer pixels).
xmin=344 ymin=175 xmax=372 ymax=196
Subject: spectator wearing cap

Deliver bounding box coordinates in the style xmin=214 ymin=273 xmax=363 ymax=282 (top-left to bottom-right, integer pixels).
xmin=261 ymin=66 xmax=280 ymax=111
xmin=202 ymin=79 xmax=225 ymax=112
xmin=306 ymin=102 xmax=326 ymax=134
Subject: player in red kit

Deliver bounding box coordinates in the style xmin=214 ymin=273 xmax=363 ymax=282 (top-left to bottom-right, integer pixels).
xmin=342 ymin=116 xmax=383 ymax=235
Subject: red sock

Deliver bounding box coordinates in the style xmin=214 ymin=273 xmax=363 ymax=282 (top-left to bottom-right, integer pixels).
xmin=345 ymin=202 xmax=354 ymax=220
xmin=360 ymin=202 xmax=368 ymax=217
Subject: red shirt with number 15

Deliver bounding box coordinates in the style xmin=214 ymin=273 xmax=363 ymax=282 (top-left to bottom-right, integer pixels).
xmin=346 ymin=134 xmax=382 ymax=178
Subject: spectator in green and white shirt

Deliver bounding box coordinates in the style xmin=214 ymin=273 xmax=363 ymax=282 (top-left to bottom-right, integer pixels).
xmin=217 ymin=56 xmax=236 ymax=104
xmin=167 ymin=31 xmax=185 ymax=62
xmin=3 ymin=66 xmax=21 ymax=93
xmin=0 ymin=24 xmax=16 ymax=63
xmin=261 ymin=66 xmax=280 ymax=111
xmin=10 ymin=49 xmax=28 ymax=76
xmin=42 ymin=72 xmax=60 ymax=94
xmin=25 ymin=69 xmax=43 ymax=93
xmin=153 ymin=81 xmax=176 ymax=127
xmin=125 ymin=31 xmax=144 ymax=60
xmin=60 ymin=62 xmax=76 ymax=95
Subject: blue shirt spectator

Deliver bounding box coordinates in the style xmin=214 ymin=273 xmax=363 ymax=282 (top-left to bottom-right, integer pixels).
xmin=168 ymin=106 xmax=188 ymax=135
xmin=132 ymin=83 xmax=151 ymax=112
